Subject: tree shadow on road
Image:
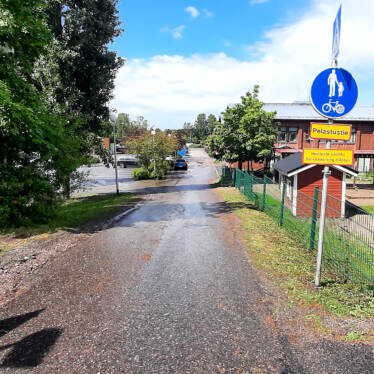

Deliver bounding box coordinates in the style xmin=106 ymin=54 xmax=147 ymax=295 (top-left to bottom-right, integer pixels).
xmin=0 ymin=309 xmax=62 ymax=368
xmin=117 ymin=199 xmax=258 ymax=227
xmin=0 ymin=328 xmax=63 ymax=368
xmin=0 ymin=309 xmax=44 ymax=338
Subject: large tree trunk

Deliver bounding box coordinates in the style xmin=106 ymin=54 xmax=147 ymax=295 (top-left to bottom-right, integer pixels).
xmin=238 ymin=160 xmax=243 ymax=170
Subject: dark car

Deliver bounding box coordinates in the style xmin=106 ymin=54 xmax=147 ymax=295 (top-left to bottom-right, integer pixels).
xmin=174 ymin=158 xmax=188 ymax=170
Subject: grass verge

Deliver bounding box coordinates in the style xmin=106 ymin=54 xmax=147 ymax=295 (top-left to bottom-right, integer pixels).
xmin=1 ymin=193 xmax=139 ymax=238
xmin=360 ymin=205 xmax=374 ymax=214
xmin=219 ymin=188 xmax=374 ymax=321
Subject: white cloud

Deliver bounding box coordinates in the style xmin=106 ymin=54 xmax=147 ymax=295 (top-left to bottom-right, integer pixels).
xmin=160 ymin=25 xmax=185 ymax=40
xmin=185 ymin=6 xmax=200 ymax=18
xmin=249 ymin=0 xmax=269 ymax=5
xmin=112 ymin=0 xmax=374 ymax=129
xmin=172 ymin=25 xmax=185 ymax=40
xmin=203 ymin=9 xmax=213 ymax=17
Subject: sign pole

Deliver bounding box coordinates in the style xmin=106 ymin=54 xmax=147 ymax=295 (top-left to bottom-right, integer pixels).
xmin=310 ymin=4 xmax=357 ymax=287
xmin=315 ymin=120 xmax=332 ymax=287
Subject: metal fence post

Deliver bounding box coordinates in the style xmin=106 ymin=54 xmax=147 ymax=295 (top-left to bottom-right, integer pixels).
xmin=249 ymin=173 xmax=253 ymax=196
xmin=279 ymin=181 xmax=285 ymax=226
xmin=262 ymin=177 xmax=267 ymax=211
xmin=309 ymin=187 xmax=319 ymax=250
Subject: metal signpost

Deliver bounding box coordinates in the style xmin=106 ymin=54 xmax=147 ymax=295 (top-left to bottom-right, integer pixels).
xmin=308 ymin=5 xmax=358 ymax=287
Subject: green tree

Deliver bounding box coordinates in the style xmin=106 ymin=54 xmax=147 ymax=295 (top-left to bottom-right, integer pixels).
xmin=115 ymin=113 xmax=131 ymax=138
xmin=193 ymin=113 xmax=217 ymax=143
xmin=42 ymin=0 xmax=124 ymax=196
xmin=208 ymin=86 xmax=276 ymax=170
xmin=128 ymin=131 xmax=178 ymax=179
xmin=0 ymin=0 xmax=84 ymax=224
xmin=206 ymin=114 xmax=217 ymax=135
xmin=183 ymin=122 xmax=194 ymax=143
xmin=45 ymin=0 xmax=124 ymax=135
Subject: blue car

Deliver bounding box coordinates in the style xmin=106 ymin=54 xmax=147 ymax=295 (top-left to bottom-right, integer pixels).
xmin=174 ymin=158 xmax=188 ymax=170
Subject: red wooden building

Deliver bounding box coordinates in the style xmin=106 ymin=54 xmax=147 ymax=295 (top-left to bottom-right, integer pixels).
xmin=263 ymin=103 xmax=374 ymax=172
xmin=273 ymin=152 xmax=358 ymax=218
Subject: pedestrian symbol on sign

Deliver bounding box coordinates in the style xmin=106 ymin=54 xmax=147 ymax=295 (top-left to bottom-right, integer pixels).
xmin=327 ymin=69 xmax=343 ymax=98
xmin=310 ymin=67 xmax=358 ymax=118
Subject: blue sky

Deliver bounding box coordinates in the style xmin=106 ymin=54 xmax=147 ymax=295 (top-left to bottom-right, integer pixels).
xmin=111 ymin=1 xmax=374 ymax=129
xmin=113 ymin=0 xmax=310 ymax=61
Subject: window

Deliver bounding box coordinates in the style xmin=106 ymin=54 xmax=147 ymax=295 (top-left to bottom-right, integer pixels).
xmin=320 ymin=127 xmax=356 ymax=144
xmin=305 ymin=128 xmax=310 ymax=142
xmin=277 ymin=127 xmax=298 ymax=143
xmin=349 ymin=128 xmax=356 ymax=143
xmin=286 ymin=179 xmax=292 ymax=198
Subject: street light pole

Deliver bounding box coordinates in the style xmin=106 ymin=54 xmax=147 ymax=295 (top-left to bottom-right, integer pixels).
xmin=151 ymin=129 xmax=156 ymax=176
xmin=110 ymin=112 xmax=119 ymax=195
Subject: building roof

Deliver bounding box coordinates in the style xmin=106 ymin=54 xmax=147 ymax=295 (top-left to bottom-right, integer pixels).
xmin=273 ymin=152 xmax=304 ymax=174
xmin=273 ymin=152 xmax=358 ymax=177
xmin=263 ymin=103 xmax=374 ymax=122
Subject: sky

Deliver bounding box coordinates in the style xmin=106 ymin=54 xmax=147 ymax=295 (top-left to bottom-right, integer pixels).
xmin=110 ymin=0 xmax=374 ymax=129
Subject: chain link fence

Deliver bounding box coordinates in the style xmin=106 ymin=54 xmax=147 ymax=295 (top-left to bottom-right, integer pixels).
xmin=222 ymin=166 xmax=374 ymax=289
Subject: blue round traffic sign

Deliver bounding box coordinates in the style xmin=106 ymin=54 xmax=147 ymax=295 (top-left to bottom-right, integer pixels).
xmin=310 ymin=68 xmax=358 ymax=118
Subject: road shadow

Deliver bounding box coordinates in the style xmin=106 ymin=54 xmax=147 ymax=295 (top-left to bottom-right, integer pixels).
xmin=131 ymin=183 xmax=218 ymax=195
xmin=117 ymin=200 xmax=257 ymax=227
xmin=0 ymin=328 xmax=63 ymax=368
xmin=0 ymin=309 xmax=44 ymax=338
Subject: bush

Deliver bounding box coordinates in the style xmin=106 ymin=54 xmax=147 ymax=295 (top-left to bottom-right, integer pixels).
xmin=150 ymin=160 xmax=171 ymax=179
xmin=0 ymin=167 xmax=57 ymax=227
xmin=86 ymin=156 xmax=101 ymax=165
xmin=132 ymin=167 xmax=151 ymax=180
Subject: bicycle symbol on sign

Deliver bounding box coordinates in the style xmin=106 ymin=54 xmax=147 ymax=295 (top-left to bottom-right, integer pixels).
xmin=321 ymin=99 xmax=345 ymax=114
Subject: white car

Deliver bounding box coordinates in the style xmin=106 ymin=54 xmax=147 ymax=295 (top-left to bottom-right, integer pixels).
xmin=117 ymin=155 xmax=139 ymax=168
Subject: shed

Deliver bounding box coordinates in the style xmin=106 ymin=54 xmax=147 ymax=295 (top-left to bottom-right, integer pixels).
xmin=273 ymin=152 xmax=358 ymax=218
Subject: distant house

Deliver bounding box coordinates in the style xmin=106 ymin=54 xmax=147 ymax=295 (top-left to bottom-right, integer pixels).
xmin=103 ymin=137 xmax=110 ymax=149
xmin=273 ymin=152 xmax=358 ymax=218
xmin=264 ymin=103 xmax=374 ymax=173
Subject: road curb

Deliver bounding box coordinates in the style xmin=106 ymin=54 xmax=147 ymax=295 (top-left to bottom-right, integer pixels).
xmin=93 ymin=202 xmax=142 ymax=231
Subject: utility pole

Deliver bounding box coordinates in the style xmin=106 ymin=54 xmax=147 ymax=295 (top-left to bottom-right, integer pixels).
xmin=110 ymin=112 xmax=120 ymax=195
xmin=151 ymin=129 xmax=156 ymax=176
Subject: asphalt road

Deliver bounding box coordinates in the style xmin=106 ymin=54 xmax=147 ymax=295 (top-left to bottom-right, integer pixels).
xmin=1 ymin=149 xmax=374 ymax=373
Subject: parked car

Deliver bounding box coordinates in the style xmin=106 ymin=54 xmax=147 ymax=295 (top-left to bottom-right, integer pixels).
xmin=117 ymin=155 xmax=139 ymax=168
xmin=116 ymin=145 xmax=126 ymax=153
xmin=174 ymin=158 xmax=188 ymax=170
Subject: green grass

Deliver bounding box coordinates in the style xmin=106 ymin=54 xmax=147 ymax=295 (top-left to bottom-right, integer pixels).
xmin=360 ymin=206 xmax=374 ymax=214
xmin=235 ymin=175 xmax=374 ymax=289
xmin=1 ymin=193 xmax=138 ymax=237
xmin=219 ymin=188 xmax=374 ymax=319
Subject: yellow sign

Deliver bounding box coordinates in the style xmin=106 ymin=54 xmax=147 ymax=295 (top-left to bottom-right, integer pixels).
xmin=303 ymin=149 xmax=354 ymax=166
xmin=310 ymin=123 xmax=351 ymax=141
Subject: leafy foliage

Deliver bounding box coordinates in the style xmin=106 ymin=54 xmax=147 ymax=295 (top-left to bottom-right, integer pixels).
xmin=114 ymin=113 xmax=149 ymax=139
xmin=208 ymin=86 xmax=276 ymax=169
xmin=132 ymin=167 xmax=151 ymax=180
xmin=0 ymin=0 xmax=123 ymax=225
xmin=127 ymin=131 xmax=179 ymax=179
xmin=45 ymin=0 xmax=124 ymax=135
xmin=193 ymin=113 xmax=216 ymax=143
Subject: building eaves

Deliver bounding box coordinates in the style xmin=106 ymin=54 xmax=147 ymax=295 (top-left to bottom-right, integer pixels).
xmin=263 ymin=103 xmax=374 ymax=122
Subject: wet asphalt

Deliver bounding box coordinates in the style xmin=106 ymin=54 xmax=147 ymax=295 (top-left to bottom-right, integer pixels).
xmin=1 ymin=149 xmax=374 ymax=373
